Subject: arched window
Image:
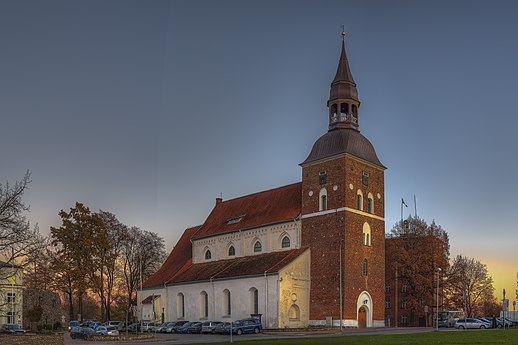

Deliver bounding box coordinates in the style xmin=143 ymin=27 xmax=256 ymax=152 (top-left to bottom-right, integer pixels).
xmin=363 ymin=223 xmax=371 ymax=246
xmin=177 ymin=293 xmax=185 ymax=318
xmin=200 ymin=291 xmax=208 ymax=318
xmin=228 ymin=245 xmax=235 ymax=256
xmin=367 ymin=193 xmax=374 ymax=214
xmin=357 ymin=190 xmax=363 ymax=211
xmin=363 ymin=259 xmax=368 ymax=276
xmin=319 ymin=188 xmax=328 ymax=211
xmin=204 ymin=249 xmax=212 ymax=260
xmin=281 ymin=236 xmax=291 ymax=248
xmin=253 ymin=241 xmax=262 ymax=253
xmin=222 ymin=289 xmax=231 ymax=316
xmin=249 ymin=287 xmax=259 ymax=314
xmin=289 ymin=304 xmax=300 ymax=321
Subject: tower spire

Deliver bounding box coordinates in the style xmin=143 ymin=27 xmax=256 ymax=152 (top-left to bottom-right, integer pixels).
xmin=327 ymin=31 xmax=360 ymax=131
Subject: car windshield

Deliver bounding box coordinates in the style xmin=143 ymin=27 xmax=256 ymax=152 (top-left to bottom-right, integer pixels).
xmin=106 ymin=326 xmax=116 ymax=330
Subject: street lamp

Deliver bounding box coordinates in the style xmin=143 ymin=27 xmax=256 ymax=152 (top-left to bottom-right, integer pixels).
xmin=436 ymin=268 xmax=441 ymax=331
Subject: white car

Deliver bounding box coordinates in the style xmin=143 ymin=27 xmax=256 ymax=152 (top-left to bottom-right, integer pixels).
xmin=96 ymin=325 xmax=120 ymax=336
xmin=455 ymin=318 xmax=491 ymax=329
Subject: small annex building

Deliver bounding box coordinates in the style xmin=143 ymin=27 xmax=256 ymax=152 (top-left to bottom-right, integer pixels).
xmin=139 ymin=34 xmax=386 ymax=329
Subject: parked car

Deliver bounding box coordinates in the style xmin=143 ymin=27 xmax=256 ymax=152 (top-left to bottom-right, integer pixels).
xmin=224 ymin=318 xmax=262 ymax=335
xmin=201 ymin=321 xmax=223 ymax=334
xmin=127 ymin=323 xmax=139 ymax=332
xmin=96 ymin=326 xmax=120 ymax=336
xmin=175 ymin=322 xmax=194 ymax=334
xmin=187 ymin=322 xmax=203 ymax=334
xmin=160 ymin=322 xmax=177 ymax=333
xmin=146 ymin=322 xmax=159 ymax=332
xmin=105 ymin=320 xmax=122 ymax=327
xmin=70 ymin=326 xmax=97 ymax=339
xmin=455 ymin=318 xmax=491 ymax=329
xmin=68 ymin=320 xmax=79 ymax=331
xmin=1 ymin=324 xmax=26 ymax=334
xmin=172 ymin=321 xmax=191 ymax=333
xmin=213 ymin=322 xmax=231 ymax=334
xmin=88 ymin=321 xmax=103 ymax=330
xmin=496 ymin=317 xmax=514 ymax=328
xmin=476 ymin=318 xmax=493 ymax=328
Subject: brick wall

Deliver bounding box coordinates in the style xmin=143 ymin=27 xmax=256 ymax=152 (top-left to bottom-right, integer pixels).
xmin=301 ymin=155 xmax=385 ymax=323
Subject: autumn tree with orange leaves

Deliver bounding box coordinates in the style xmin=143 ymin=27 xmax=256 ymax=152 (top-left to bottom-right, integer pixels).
xmin=386 ymin=217 xmax=450 ymax=326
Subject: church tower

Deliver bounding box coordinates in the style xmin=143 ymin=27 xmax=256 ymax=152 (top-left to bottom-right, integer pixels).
xmin=300 ymin=33 xmax=386 ymax=328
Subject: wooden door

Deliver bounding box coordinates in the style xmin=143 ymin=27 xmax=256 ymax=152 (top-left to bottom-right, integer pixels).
xmin=358 ymin=306 xmax=367 ymax=328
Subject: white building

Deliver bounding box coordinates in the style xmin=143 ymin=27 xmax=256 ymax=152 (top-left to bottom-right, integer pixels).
xmin=0 ymin=261 xmax=24 ymax=326
xmin=138 ymin=184 xmax=311 ymax=328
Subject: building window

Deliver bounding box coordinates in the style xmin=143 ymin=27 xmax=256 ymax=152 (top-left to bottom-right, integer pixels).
xmin=362 ymin=222 xmax=371 ymax=246
xmin=7 ymin=293 xmax=15 ymax=304
xmin=362 ymin=171 xmax=369 ymax=186
xmin=204 ymin=249 xmax=212 ymax=260
xmin=401 ymin=315 xmax=408 ymax=324
xmin=223 ymin=289 xmax=231 ymax=316
xmin=228 ymin=245 xmax=235 ymax=256
xmin=253 ymin=241 xmax=262 ymax=253
xmin=249 ymin=288 xmax=259 ymax=314
xmin=281 ymin=236 xmax=291 ymax=248
xmin=402 ymin=285 xmax=408 ymax=293
xmin=200 ymin=291 xmax=208 ymax=319
xmin=319 ymin=171 xmax=327 ymax=184
xmin=401 ymin=300 xmax=407 ymax=309
xmin=357 ymin=190 xmax=363 ymax=211
xmin=363 ymin=259 xmax=368 ymax=276
xmin=385 ymin=286 xmax=391 ymax=293
xmin=385 ymin=300 xmax=391 ymax=309
xmin=367 ymin=193 xmax=374 ymax=214
xmin=177 ymin=293 xmax=185 ymax=319
xmin=7 ymin=311 xmax=14 ymax=324
xmin=319 ymin=188 xmax=328 ymax=211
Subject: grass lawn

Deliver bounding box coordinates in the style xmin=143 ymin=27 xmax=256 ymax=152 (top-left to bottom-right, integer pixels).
xmin=209 ymin=329 xmax=518 ymax=345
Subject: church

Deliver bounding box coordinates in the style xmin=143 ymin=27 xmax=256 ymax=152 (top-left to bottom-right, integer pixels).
xmin=139 ymin=34 xmax=386 ymax=329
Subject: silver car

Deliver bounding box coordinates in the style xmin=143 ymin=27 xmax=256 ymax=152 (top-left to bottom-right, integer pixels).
xmin=455 ymin=318 xmax=490 ymax=329
xmin=96 ymin=325 xmax=120 ymax=336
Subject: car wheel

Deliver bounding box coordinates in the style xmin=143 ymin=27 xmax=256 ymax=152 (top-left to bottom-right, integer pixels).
xmin=480 ymin=325 xmax=486 ymax=329
xmin=459 ymin=325 xmax=464 ymax=329
xmin=237 ymin=329 xmax=242 ymax=335
xmin=497 ymin=324 xmax=502 ymax=328
xmin=254 ymin=327 xmax=260 ymax=334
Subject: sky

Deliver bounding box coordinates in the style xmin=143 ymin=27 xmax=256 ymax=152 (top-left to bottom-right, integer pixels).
xmin=1 ymin=1 xmax=517 ymax=302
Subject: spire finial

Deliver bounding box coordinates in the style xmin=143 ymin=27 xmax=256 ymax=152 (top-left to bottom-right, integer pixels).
xmin=341 ymin=25 xmax=346 ymax=41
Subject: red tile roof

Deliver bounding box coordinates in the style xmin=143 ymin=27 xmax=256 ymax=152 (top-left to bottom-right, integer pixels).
xmin=169 ymin=248 xmax=308 ymax=284
xmin=192 ymin=182 xmax=302 ymax=239
xmin=143 ymin=225 xmax=200 ymax=288
xmin=142 ymin=295 xmax=160 ymax=304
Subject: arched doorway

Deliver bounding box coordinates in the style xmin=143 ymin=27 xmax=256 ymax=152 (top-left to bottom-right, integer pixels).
xmin=358 ymin=306 xmax=367 ymax=328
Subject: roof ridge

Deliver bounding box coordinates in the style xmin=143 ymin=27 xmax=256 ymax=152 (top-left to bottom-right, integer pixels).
xmin=219 ymin=181 xmax=301 ymax=204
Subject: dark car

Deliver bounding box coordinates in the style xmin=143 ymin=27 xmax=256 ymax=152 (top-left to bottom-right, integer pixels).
xmin=68 ymin=320 xmax=79 ymax=331
xmin=224 ymin=318 xmax=262 ymax=335
xmin=1 ymin=324 xmax=26 ymax=334
xmin=187 ymin=322 xmax=203 ymax=334
xmin=70 ymin=327 xmax=97 ymax=339
xmin=175 ymin=322 xmax=194 ymax=334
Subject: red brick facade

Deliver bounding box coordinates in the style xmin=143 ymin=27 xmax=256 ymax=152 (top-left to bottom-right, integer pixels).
xmin=301 ymin=156 xmax=385 ymax=323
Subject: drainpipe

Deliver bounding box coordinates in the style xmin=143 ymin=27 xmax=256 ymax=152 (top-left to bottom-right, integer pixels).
xmin=264 ymin=272 xmax=268 ymax=328
xmin=211 ymin=278 xmax=215 ymax=320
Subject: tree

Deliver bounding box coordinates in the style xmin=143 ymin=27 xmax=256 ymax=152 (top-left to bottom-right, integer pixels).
xmin=121 ymin=226 xmax=165 ymax=319
xmin=0 ymin=171 xmax=47 ymax=274
xmin=444 ymin=255 xmax=494 ymax=317
xmin=386 ymin=217 xmax=450 ymax=325
xmin=50 ymin=202 xmax=104 ymax=321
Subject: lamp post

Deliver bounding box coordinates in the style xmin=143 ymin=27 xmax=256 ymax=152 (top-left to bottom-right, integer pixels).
xmin=436 ymin=268 xmax=441 ymax=331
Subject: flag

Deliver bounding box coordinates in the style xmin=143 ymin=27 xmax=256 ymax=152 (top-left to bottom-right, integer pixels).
xmin=401 ymin=198 xmax=408 ymax=207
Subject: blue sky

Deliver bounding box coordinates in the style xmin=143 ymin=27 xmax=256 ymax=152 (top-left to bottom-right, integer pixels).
xmin=1 ymin=0 xmax=517 ymax=298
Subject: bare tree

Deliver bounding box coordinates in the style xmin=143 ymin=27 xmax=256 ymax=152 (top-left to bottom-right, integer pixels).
xmin=444 ymin=255 xmax=494 ymax=317
xmin=0 ymin=171 xmax=47 ymax=274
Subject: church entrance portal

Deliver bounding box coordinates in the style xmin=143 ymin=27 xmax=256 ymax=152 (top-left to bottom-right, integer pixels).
xmin=358 ymin=306 xmax=367 ymax=328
